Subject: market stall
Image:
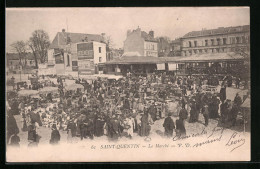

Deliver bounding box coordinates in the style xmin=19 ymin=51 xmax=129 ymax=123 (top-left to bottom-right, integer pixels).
xmin=39 ymin=87 xmax=59 ymax=94
xmin=18 ymin=90 xmax=39 ymax=97
xmin=65 ymin=84 xmax=84 ymax=91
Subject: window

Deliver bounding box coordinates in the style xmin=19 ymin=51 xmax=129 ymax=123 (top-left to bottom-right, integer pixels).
xmin=10 ymin=61 xmax=12 ymax=65
xmin=205 ymin=40 xmax=208 ymax=46
xmin=99 ymin=47 xmax=101 ymax=53
xmin=223 ymin=38 xmax=227 ymax=45
xmin=217 ymin=39 xmax=220 ymax=45
xmin=72 ymin=61 xmax=78 ymax=71
xmin=236 ymin=37 xmax=241 ymax=44
xmin=72 ymin=61 xmax=78 ymax=66
xmin=99 ymin=57 xmax=102 ymax=62
xmin=211 ymin=39 xmax=214 ymax=46
xmin=189 ymin=41 xmax=192 ymax=47
xmin=194 ymin=41 xmax=197 ymax=47
xmin=55 ymin=54 xmax=64 ymax=64
xmin=242 ymin=36 xmax=246 ymax=43
xmin=30 ymin=61 xmax=32 ymax=64
xmin=231 ymin=37 xmax=236 ymax=44
xmin=67 ymin=54 xmax=70 ymax=66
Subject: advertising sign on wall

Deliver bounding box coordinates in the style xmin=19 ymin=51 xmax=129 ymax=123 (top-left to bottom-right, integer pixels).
xmin=78 ymin=60 xmax=94 ymax=74
xmin=77 ymin=43 xmax=94 ymax=60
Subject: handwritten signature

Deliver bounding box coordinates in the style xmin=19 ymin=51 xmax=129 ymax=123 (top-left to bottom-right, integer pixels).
xmin=225 ymin=132 xmax=246 ymax=152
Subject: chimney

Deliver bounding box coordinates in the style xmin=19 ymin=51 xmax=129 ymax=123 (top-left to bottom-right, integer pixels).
xmin=84 ymin=36 xmax=88 ymax=42
xmin=62 ymin=29 xmax=66 ymax=33
xmin=136 ymin=26 xmax=141 ymax=36
xmin=127 ymin=30 xmax=131 ymax=37
xmin=149 ymin=30 xmax=154 ymax=38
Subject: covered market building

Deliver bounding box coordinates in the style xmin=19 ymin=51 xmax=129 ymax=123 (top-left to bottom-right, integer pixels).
xmin=99 ymin=52 xmax=247 ymax=77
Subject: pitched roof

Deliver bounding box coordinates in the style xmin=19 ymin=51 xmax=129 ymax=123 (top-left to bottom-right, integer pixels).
xmin=183 ymin=25 xmax=250 ymax=38
xmin=105 ymin=52 xmax=246 ymax=65
xmin=50 ymin=32 xmax=104 ymax=49
xmin=6 ymin=53 xmax=35 ymax=60
xmin=122 ymin=52 xmax=141 ymax=57
xmin=105 ymin=56 xmax=163 ymax=64
xmin=141 ymin=31 xmax=157 ymax=42
xmin=161 ymin=52 xmax=245 ymax=62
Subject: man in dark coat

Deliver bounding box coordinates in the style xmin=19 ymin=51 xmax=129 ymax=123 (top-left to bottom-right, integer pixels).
xmin=79 ymin=116 xmax=87 ymax=140
xmin=209 ymin=95 xmax=220 ymax=119
xmin=176 ymin=117 xmax=186 ymax=138
xmin=27 ymin=122 xmax=38 ymax=147
xmin=179 ymin=107 xmax=188 ymax=121
xmin=10 ymin=131 xmax=20 ymax=147
xmin=85 ymin=118 xmax=94 ymax=139
xmin=202 ymin=104 xmax=209 ymax=126
xmin=181 ymin=97 xmax=186 ymax=109
xmin=95 ymin=115 xmax=105 ymax=137
xmin=47 ymin=93 xmax=53 ymax=102
xmin=110 ymin=116 xmax=120 ymax=141
xmin=163 ymin=113 xmax=175 ymax=137
xmin=229 ymin=103 xmax=240 ymax=127
xmin=7 ymin=110 xmax=19 ymax=144
xmin=219 ymin=84 xmax=226 ymax=103
xmin=67 ymin=120 xmax=77 ymax=137
xmin=11 ymin=99 xmax=19 ymax=115
xmin=50 ymin=124 xmax=61 ymax=145
xmin=149 ymin=103 xmax=157 ymax=121
xmin=189 ymin=101 xmax=197 ymax=123
xmin=234 ymin=93 xmax=242 ymax=107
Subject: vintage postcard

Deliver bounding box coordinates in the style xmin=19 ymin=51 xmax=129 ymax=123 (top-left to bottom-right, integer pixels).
xmin=6 ymin=7 xmax=250 ymax=162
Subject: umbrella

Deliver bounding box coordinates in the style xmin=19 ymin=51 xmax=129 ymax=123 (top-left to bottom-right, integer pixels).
xmin=31 ymin=94 xmax=41 ymax=99
xmin=18 ymin=90 xmax=39 ymax=96
xmin=65 ymin=84 xmax=84 ymax=91
xmin=39 ymin=87 xmax=59 ymax=94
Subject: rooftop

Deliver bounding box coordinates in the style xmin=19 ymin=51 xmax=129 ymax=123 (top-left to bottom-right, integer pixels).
xmin=50 ymin=31 xmax=104 ymax=49
xmin=104 ymin=52 xmax=246 ymax=65
xmin=183 ymin=25 xmax=250 ymax=38
xmin=6 ymin=53 xmax=35 ymax=60
xmin=141 ymin=31 xmax=157 ymax=42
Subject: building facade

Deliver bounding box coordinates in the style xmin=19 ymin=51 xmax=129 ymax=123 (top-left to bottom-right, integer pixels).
xmin=47 ymin=29 xmax=106 ymax=76
xmin=6 ymin=53 xmax=36 ymax=72
xmin=123 ymin=27 xmax=158 ymax=57
xmin=157 ymin=37 xmax=171 ymax=57
xmin=168 ymin=39 xmax=181 ymax=57
xmin=180 ymin=25 xmax=250 ymax=57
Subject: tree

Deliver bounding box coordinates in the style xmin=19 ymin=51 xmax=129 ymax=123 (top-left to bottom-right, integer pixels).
xmin=104 ymin=35 xmax=114 ymax=51
xmin=10 ymin=41 xmax=27 ymax=68
xmin=27 ymin=40 xmax=38 ymax=69
xmin=28 ymin=30 xmax=50 ymax=68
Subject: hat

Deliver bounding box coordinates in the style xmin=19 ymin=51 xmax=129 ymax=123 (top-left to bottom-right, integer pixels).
xmin=51 ymin=124 xmax=57 ymax=130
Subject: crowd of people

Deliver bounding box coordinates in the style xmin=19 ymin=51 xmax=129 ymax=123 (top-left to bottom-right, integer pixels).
xmin=6 ymin=72 xmax=250 ymax=147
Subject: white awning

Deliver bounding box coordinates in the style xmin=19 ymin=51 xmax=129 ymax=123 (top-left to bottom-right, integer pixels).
xmin=157 ymin=63 xmax=165 ymax=70
xmin=168 ymin=63 xmax=177 ymax=70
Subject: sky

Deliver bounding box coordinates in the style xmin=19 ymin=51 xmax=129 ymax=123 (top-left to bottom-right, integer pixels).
xmin=6 ymin=7 xmax=250 ymax=52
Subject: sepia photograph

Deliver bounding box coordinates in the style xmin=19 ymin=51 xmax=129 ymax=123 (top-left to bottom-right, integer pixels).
xmin=5 ymin=7 xmax=250 ymax=162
